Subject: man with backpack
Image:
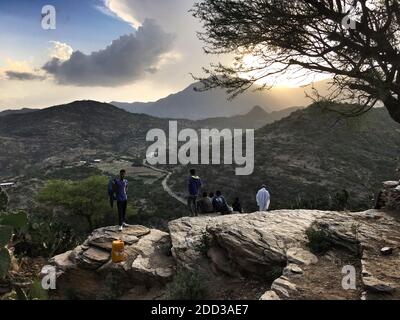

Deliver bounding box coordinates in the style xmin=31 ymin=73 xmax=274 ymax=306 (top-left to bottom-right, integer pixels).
xmin=187 ymin=169 xmax=202 ymax=216
xmin=212 ymin=190 xmax=232 ymax=215
xmin=110 ymin=169 xmax=129 ymax=231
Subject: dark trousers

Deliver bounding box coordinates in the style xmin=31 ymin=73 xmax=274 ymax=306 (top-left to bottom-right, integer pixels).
xmin=187 ymin=195 xmax=198 ymax=216
xmin=117 ymin=201 xmax=127 ymax=226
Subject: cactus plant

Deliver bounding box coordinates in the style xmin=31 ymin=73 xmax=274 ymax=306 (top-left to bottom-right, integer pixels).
xmin=0 ymin=211 xmax=28 ymax=278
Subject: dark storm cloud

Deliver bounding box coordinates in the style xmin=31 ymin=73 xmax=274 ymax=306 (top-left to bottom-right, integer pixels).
xmin=42 ymin=19 xmax=175 ymax=87
xmin=5 ymin=71 xmax=46 ymax=81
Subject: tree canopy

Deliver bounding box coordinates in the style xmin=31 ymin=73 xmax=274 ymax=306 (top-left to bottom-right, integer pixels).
xmin=193 ymin=0 xmax=400 ymax=124
xmin=38 ymin=176 xmax=113 ymax=231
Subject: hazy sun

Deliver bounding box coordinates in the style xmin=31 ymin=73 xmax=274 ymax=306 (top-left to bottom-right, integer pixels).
xmin=240 ymin=54 xmax=331 ymax=88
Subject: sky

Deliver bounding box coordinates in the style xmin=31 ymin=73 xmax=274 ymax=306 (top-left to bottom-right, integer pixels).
xmin=0 ymin=0 xmax=328 ymax=110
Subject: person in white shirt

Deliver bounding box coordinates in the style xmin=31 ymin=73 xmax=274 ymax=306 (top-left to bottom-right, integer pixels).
xmin=256 ymin=185 xmax=270 ymax=211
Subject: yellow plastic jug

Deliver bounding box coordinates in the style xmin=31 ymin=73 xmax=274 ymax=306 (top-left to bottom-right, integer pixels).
xmin=112 ymin=240 xmax=125 ymax=263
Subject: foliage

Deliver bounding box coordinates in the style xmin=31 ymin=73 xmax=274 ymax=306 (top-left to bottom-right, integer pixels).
xmin=26 ymin=279 xmax=49 ymax=300
xmin=334 ymin=189 xmax=350 ymax=211
xmin=167 ymin=268 xmax=207 ymax=300
xmin=2 ymin=280 xmax=49 ymax=300
xmin=0 ymin=211 xmax=28 ymax=279
xmin=192 ymin=0 xmax=400 ymax=124
xmin=306 ymin=226 xmax=332 ymax=255
xmin=37 ymin=176 xmax=124 ymax=231
xmin=14 ymin=208 xmax=81 ymax=258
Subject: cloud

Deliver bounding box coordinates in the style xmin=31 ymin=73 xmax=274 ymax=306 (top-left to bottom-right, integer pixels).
xmin=5 ymin=71 xmax=46 ymax=81
xmin=49 ymin=41 xmax=73 ymax=61
xmin=42 ymin=19 xmax=175 ymax=87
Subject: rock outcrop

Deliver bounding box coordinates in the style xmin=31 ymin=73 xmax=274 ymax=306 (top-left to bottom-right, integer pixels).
xmin=168 ymin=210 xmax=325 ymax=278
xmin=379 ymin=180 xmax=400 ymax=211
xmin=169 ymin=209 xmax=400 ymax=300
xmin=43 ymin=208 xmax=400 ymax=300
xmin=43 ymin=225 xmax=175 ymax=299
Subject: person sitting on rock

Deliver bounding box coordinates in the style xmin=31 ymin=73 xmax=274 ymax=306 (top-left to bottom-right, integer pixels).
xmin=197 ymin=192 xmax=215 ymax=214
xmin=232 ymin=197 xmax=243 ymax=213
xmin=212 ymin=190 xmax=232 ymax=215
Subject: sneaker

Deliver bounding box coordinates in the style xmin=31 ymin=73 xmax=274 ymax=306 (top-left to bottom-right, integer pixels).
xmin=122 ymin=223 xmax=129 ymax=227
xmin=118 ymin=225 xmax=123 ymax=232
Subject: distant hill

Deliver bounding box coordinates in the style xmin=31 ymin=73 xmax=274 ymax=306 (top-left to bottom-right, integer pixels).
xmin=112 ymin=80 xmax=327 ymax=120
xmin=195 ymin=105 xmax=301 ymax=130
xmin=0 ymin=100 xmax=293 ymax=178
xmin=169 ymin=103 xmax=400 ymax=211
xmin=0 ymin=100 xmax=191 ymax=177
xmin=0 ymin=108 xmax=36 ymax=117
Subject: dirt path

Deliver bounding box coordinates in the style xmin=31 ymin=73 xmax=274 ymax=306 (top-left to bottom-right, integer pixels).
xmin=142 ymin=160 xmax=186 ymax=205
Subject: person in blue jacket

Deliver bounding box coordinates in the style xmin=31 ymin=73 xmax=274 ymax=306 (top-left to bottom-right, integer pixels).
xmin=112 ymin=169 xmax=129 ymax=231
xmin=187 ymin=169 xmax=202 ymax=216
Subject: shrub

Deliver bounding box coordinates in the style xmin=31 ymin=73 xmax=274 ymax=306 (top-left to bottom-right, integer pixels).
xmin=0 ymin=211 xmax=28 ymax=279
xmin=166 ymin=268 xmax=207 ymax=300
xmin=306 ymin=226 xmax=331 ymax=255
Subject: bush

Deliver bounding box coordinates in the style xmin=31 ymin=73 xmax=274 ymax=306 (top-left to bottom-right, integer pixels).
xmin=166 ymin=268 xmax=207 ymax=300
xmin=14 ymin=209 xmax=81 ymax=258
xmin=0 ymin=211 xmax=28 ymax=279
xmin=37 ymin=176 xmax=130 ymax=231
xmin=306 ymin=227 xmax=331 ymax=255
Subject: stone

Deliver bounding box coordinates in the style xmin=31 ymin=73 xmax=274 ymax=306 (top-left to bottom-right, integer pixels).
xmin=260 ymin=290 xmax=281 ymax=300
xmin=360 ymin=291 xmax=368 ymax=300
xmin=49 ymin=250 xmax=75 ymax=271
xmin=42 ymin=203 xmax=400 ymax=300
xmin=86 ymin=225 xmax=147 ymax=251
xmin=383 ymin=181 xmax=399 ymax=188
xmin=82 ymin=247 xmax=110 ymax=264
xmin=169 ymin=210 xmax=326 ymax=275
xmin=283 ymin=264 xmax=303 ymax=278
xmin=42 ymin=226 xmax=175 ymax=299
xmin=286 ymin=248 xmax=318 ymax=266
xmin=381 ymin=247 xmax=393 ymax=256
xmin=271 ymin=276 xmax=298 ymax=298
xmin=363 ymin=276 xmax=395 ymax=293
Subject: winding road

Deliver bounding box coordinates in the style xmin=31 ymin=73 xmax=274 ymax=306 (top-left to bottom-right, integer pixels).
xmin=142 ymin=159 xmax=187 ymax=205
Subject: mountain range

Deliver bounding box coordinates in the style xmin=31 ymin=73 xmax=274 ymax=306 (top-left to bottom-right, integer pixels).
xmin=1 ymin=99 xmax=398 ymax=213
xmin=0 ymin=101 xmax=296 ymax=178
xmin=112 ymin=80 xmax=328 ymax=120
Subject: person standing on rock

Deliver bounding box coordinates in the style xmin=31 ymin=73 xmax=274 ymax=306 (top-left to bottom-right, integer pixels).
xmin=113 ymin=169 xmax=129 ymax=231
xmin=187 ymin=169 xmax=202 ymax=216
xmin=256 ymin=185 xmax=270 ymax=212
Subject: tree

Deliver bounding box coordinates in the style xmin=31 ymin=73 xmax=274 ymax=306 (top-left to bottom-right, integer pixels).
xmin=38 ymin=176 xmax=112 ymax=231
xmin=192 ymin=0 xmax=400 ymax=124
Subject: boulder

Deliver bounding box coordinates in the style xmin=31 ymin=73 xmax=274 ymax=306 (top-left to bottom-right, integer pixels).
xmin=169 ymin=210 xmax=326 ymax=277
xmin=362 ymin=276 xmax=396 ymax=293
xmin=270 ymin=276 xmax=298 ymax=298
xmin=381 ymin=247 xmax=393 ymax=256
xmin=42 ymin=225 xmax=175 ymax=299
xmin=286 ymin=248 xmax=318 ymax=266
xmin=41 ymin=204 xmax=400 ymax=300
xmin=260 ymin=290 xmax=281 ymax=300
xmin=283 ymin=264 xmax=303 ymax=278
